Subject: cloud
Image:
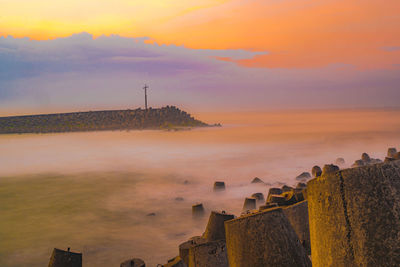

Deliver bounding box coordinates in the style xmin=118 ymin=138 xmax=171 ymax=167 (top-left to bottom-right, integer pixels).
xmin=0 ymin=33 xmax=400 ymax=114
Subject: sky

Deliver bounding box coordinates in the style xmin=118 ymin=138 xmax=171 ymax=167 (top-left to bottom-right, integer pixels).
xmin=0 ymin=0 xmax=399 ymax=114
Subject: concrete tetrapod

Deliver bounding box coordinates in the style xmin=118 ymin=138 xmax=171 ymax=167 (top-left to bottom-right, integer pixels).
xmin=225 ymin=208 xmax=311 ymax=267
xmin=283 ymin=200 xmax=311 ymax=255
xmin=188 ymin=239 xmax=228 ymax=267
xmin=202 ymin=211 xmax=235 ymax=242
xmin=48 ymin=248 xmax=82 ymax=267
xmin=307 ymin=160 xmax=400 ymax=267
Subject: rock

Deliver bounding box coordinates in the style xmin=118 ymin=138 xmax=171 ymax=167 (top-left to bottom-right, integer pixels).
xmin=175 ymin=197 xmax=184 ymax=201
xmin=296 ymin=182 xmax=307 ymax=189
xmin=394 ymin=152 xmax=400 ymax=160
xmin=213 ymin=181 xmax=226 ymax=192
xmin=120 ymin=258 xmax=146 ymax=267
xmin=335 ymin=157 xmax=345 ymax=165
xmin=188 ymin=239 xmax=228 ymax=267
xmin=387 ymin=147 xmax=397 ymax=158
xmin=296 ymin=172 xmax=311 ymax=181
xmin=183 ymin=180 xmax=189 ymax=185
xmin=259 ymin=203 xmax=278 ymax=211
xmin=384 ymin=157 xmax=396 ymax=163
xmin=146 ymin=212 xmax=156 ymax=216
xmin=361 ymin=152 xmax=371 ymax=162
xmin=242 ymin=197 xmax=256 ymax=211
xmin=311 ymin=165 xmax=322 ymax=178
xmin=321 ymin=164 xmax=339 ymax=175
xmin=162 ymin=256 xmax=186 ymax=267
xmin=225 ymin=208 xmax=311 ymax=267
xmin=179 ymin=237 xmax=206 ymax=265
xmin=267 ymin=187 xmax=283 ymax=196
xmin=251 ymin=193 xmax=265 ymax=203
xmin=48 ymin=248 xmax=82 ymax=267
xmin=266 ymin=195 xmax=287 ymax=206
xmin=352 ymin=159 xmax=365 ymax=167
xmin=283 ymin=201 xmax=311 ymax=255
xmin=251 ymin=177 xmax=264 ymax=184
xmin=202 ymin=211 xmax=235 ymax=242
xmin=282 ymin=185 xmax=294 ymax=192
xmin=307 ymin=160 xmax=400 ymax=266
xmin=192 ymin=203 xmax=205 ymax=218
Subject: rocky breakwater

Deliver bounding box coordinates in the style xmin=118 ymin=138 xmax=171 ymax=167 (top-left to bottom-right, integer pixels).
xmin=307 ymin=159 xmax=400 ymax=266
xmin=0 ymin=106 xmax=210 ymax=134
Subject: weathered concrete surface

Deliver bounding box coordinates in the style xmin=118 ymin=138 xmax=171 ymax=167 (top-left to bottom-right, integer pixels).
xmin=308 ymin=160 xmax=400 ymax=267
xmin=225 ymin=208 xmax=311 ymax=267
xmin=202 ymin=211 xmax=235 ymax=242
xmin=283 ymin=201 xmax=311 ymax=255
xmin=48 ymin=248 xmax=82 ymax=267
xmin=179 ymin=237 xmax=205 ymax=265
xmin=188 ymin=239 xmax=228 ymax=267
xmin=120 ymin=258 xmax=145 ymax=267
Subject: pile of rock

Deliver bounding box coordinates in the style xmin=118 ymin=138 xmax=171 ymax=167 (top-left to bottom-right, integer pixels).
xmin=351 ymin=152 xmax=382 ymax=167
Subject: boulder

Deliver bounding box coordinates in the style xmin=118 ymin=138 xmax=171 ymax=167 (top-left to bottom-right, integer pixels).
xmin=307 ymin=160 xmax=400 ymax=266
xmin=251 ymin=193 xmax=265 ymax=203
xmin=282 ymin=185 xmax=294 ymax=192
xmin=296 ymin=182 xmax=307 ymax=189
xmin=361 ymin=152 xmax=371 ymax=162
xmin=225 ymin=208 xmax=311 ymax=267
xmin=321 ymin=164 xmax=339 ymax=175
xmin=267 ymin=187 xmax=283 ymax=196
xmin=192 ymin=204 xmax=205 ymax=218
xmin=387 ymin=147 xmax=397 ymax=158
xmin=251 ymin=177 xmax=264 ymax=184
xmin=213 ymin=181 xmax=226 ymax=192
xmin=296 ymin=172 xmax=311 ymax=181
xmin=120 ymin=258 xmax=145 ymax=267
xmin=242 ymin=197 xmax=256 ymax=211
xmin=266 ymin=195 xmax=287 ymax=206
xmin=335 ymin=157 xmax=345 ymax=165
xmin=202 ymin=211 xmax=235 ymax=242
xmin=48 ymin=248 xmax=82 ymax=267
xmin=311 ymin=165 xmax=322 ymax=178
xmin=352 ymin=159 xmax=365 ymax=167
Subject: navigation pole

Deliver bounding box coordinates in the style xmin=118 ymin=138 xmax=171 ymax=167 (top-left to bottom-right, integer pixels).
xmin=143 ymin=84 xmax=148 ymax=110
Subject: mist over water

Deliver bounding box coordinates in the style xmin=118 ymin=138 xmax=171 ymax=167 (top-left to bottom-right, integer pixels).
xmin=1 ymin=109 xmax=399 ymax=267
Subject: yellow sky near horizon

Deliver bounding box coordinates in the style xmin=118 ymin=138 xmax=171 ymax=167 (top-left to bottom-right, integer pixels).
xmin=1 ymin=0 xmax=399 ymax=69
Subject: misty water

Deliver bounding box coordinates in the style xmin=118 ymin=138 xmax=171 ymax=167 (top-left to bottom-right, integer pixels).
xmin=1 ymin=109 xmax=399 ymax=267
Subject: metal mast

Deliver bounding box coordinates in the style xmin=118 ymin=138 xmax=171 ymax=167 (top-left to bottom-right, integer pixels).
xmin=143 ymin=84 xmax=148 ymax=110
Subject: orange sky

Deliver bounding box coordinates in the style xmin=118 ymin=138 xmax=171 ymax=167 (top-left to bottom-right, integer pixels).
xmin=1 ymin=0 xmax=399 ymax=69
